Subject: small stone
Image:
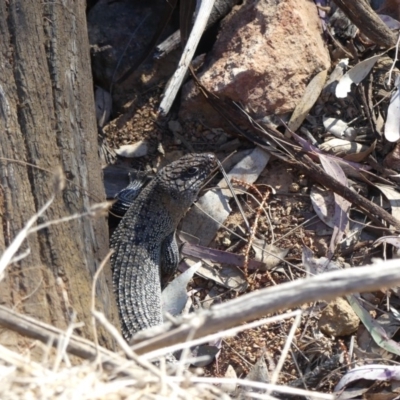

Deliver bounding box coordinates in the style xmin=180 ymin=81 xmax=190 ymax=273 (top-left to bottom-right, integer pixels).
xmin=289 ymin=182 xmax=301 ymax=193
xmin=180 ymin=0 xmax=330 ymax=128
xmin=222 ymin=237 xmax=231 ymax=247
xmin=318 ymin=298 xmax=359 ymax=337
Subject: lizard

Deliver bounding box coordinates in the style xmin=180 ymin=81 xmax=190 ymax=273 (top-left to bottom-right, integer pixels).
xmin=110 ymin=153 xmax=217 ymax=340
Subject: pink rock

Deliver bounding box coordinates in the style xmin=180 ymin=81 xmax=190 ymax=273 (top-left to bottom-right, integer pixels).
xmin=180 ymin=0 xmax=331 ymax=127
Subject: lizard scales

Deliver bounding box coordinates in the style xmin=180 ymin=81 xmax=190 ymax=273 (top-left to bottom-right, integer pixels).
xmin=110 ymin=153 xmax=216 ymax=340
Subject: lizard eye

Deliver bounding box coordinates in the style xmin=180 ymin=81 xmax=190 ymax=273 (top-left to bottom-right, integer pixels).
xmin=186 ymin=166 xmax=199 ymax=176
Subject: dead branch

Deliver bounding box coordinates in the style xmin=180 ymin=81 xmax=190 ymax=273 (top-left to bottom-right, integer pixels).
xmin=131 ymin=258 xmax=400 ymax=353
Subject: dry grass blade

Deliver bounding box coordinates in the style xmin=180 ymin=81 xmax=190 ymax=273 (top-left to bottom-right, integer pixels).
xmin=0 ymin=194 xmax=55 ymax=278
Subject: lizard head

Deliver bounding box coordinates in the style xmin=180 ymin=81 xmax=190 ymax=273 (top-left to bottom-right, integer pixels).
xmin=157 ymin=153 xmax=217 ymax=207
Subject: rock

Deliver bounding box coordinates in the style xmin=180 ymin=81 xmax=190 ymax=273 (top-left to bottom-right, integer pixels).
xmin=318 ymin=298 xmax=359 ymax=337
xmin=180 ymin=0 xmax=330 ymax=128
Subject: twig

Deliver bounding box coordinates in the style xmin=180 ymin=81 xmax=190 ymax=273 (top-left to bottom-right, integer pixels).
xmin=159 ymin=0 xmax=216 ymax=115
xmin=0 ymin=194 xmax=55 ymax=277
xmin=217 ymin=159 xmax=251 ymax=232
xmin=269 ymin=312 xmax=302 ymax=389
xmin=239 ymin=181 xmax=271 ymax=280
xmin=140 ymin=311 xmax=301 ymax=361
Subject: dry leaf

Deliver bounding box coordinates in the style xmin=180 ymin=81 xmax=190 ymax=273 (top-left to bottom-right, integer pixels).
xmin=375 ymin=184 xmax=400 ymax=222
xmin=320 ymin=138 xmax=371 ymax=159
xmin=310 ymin=186 xmax=336 ymax=229
xmin=384 ymin=76 xmax=400 ymax=142
xmin=343 ymin=140 xmax=376 ymax=162
xmin=115 ymin=141 xmax=149 ymax=158
xmin=336 ymin=54 xmax=382 ymax=98
xmin=286 ymin=69 xmax=328 ymax=133
xmin=323 ymin=117 xmax=357 ymax=140
xmin=251 ymin=237 xmax=288 ymax=270
xmin=162 ymin=261 xmax=201 ymax=317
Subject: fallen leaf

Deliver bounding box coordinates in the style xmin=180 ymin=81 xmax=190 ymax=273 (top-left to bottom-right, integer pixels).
xmin=95 ymin=86 xmax=112 ymax=128
xmin=375 ymin=184 xmax=400 ymax=222
xmin=385 ymin=76 xmax=400 ymax=142
xmin=115 ymin=141 xmax=149 ymax=158
xmin=378 ymin=14 xmax=400 ymax=30
xmin=302 ymin=246 xmax=341 ymax=274
xmin=320 ymin=138 xmax=371 ymax=159
xmin=336 ymin=54 xmax=382 ymax=98
xmin=221 ymin=365 xmax=238 ymax=394
xmin=347 ymin=294 xmax=400 ymax=358
xmin=162 ymin=261 xmax=201 ymax=317
xmin=335 ymin=364 xmax=400 ymax=393
xmin=343 ymin=140 xmax=376 ymax=162
xmin=234 ymin=353 xmax=270 ymax=398
xmin=310 ymin=186 xmax=336 ymax=229
xmin=286 ymin=69 xmax=328 ymax=133
xmin=251 ymin=237 xmax=288 ymax=270
xmin=319 ymin=154 xmax=351 ymax=256
xmin=182 ymin=258 xmax=248 ymax=292
xmin=323 ymin=117 xmax=357 ymax=140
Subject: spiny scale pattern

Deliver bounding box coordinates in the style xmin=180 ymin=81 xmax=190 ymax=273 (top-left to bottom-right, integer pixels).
xmin=110 ymin=153 xmax=217 ymax=340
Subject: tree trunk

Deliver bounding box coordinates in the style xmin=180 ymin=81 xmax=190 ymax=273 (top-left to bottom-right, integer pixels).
xmin=0 ymin=1 xmax=118 ymax=351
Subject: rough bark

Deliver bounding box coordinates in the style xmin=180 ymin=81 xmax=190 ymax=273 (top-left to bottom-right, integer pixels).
xmin=0 ymin=1 xmax=118 ymax=351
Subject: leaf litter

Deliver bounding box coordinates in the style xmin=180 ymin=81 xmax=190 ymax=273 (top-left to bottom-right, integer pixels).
xmin=99 ymin=3 xmax=400 ymax=398
xmin=8 ymin=1 xmax=400 ymax=399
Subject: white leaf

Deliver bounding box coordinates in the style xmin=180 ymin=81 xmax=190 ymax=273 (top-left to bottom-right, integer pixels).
xmin=162 ymin=261 xmax=201 ymax=317
xmin=323 ymin=117 xmax=357 ymax=140
xmin=384 ymin=76 xmax=400 ymax=142
xmin=115 ymin=141 xmax=149 ymax=158
xmin=336 ymin=54 xmax=381 ymax=98
xmin=375 ymin=184 xmax=400 ymax=222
